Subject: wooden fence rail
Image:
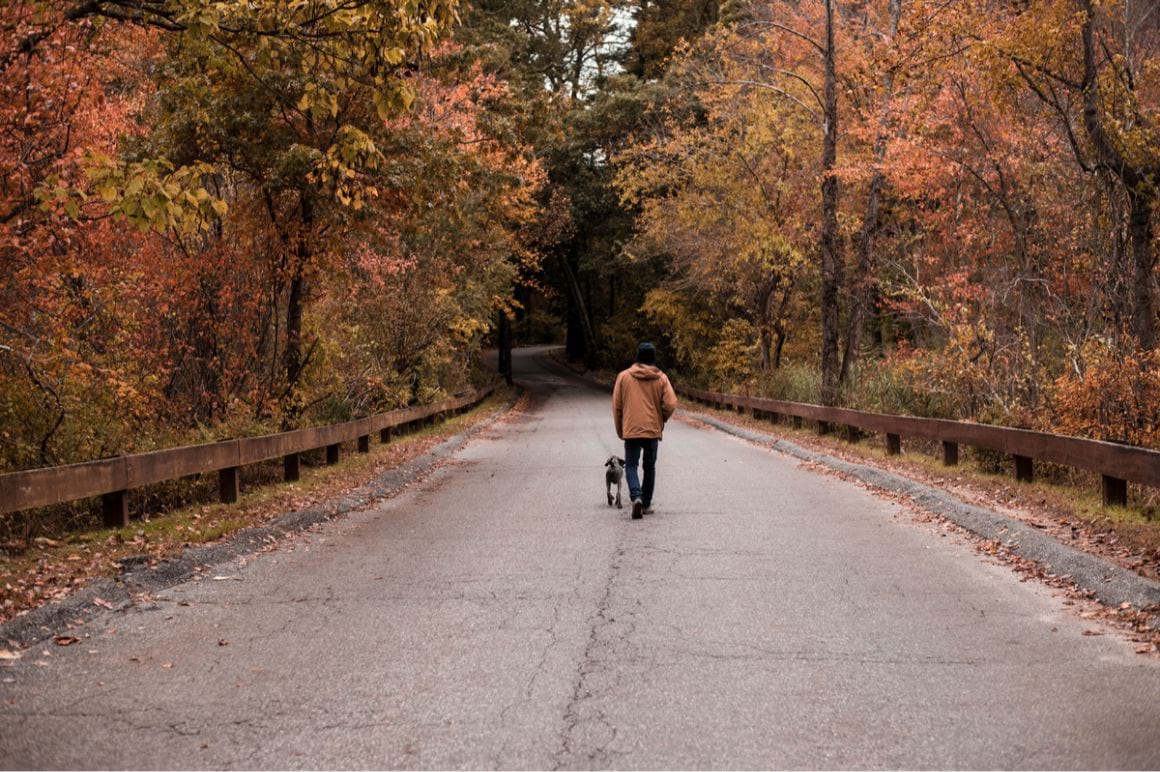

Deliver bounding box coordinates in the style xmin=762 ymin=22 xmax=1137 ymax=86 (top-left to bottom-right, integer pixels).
xmin=0 ymin=386 xmax=494 ymax=527
xmin=677 ymin=385 xmax=1159 ymax=507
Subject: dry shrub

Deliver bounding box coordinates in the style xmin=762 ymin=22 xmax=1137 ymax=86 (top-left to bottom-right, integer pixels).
xmin=1049 ymin=340 xmax=1160 ymax=449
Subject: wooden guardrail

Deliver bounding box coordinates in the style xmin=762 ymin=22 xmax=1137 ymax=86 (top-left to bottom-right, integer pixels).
xmin=0 ymin=386 xmax=494 ymax=527
xmin=677 ymin=385 xmax=1160 ymax=507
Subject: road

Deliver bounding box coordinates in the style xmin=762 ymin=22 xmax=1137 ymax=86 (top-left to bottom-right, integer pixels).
xmin=2 ymin=347 xmax=1158 ymax=769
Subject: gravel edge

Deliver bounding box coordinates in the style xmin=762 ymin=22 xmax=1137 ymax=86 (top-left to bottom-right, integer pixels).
xmin=1 ymin=390 xmax=520 ymax=649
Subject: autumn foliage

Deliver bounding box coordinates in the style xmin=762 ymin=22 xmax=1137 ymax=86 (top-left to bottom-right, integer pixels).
xmin=0 ymin=1 xmax=543 ymax=480
xmin=2 ymin=0 xmax=1159 ymax=488
xmin=614 ymin=0 xmax=1159 ymax=445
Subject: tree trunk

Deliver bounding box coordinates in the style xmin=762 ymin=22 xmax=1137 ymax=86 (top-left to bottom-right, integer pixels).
xmin=559 ymin=253 xmax=598 ymax=365
xmin=284 ymin=197 xmax=313 ymax=395
xmin=839 ymin=0 xmax=899 ymax=387
xmin=819 ymin=0 xmax=843 ymax=404
xmin=773 ymin=325 xmax=787 ymax=369
xmin=285 ymin=267 xmax=305 ymax=387
xmin=1078 ymin=0 xmax=1155 ymax=350
xmin=497 ymin=309 xmax=513 ymax=385
xmin=1129 ymin=190 xmax=1156 ymax=350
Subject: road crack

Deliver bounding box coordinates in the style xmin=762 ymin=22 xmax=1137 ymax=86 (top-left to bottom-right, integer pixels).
xmin=550 ymin=546 xmax=633 ymax=770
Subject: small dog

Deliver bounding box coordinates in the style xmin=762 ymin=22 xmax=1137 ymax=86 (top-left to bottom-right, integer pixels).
xmin=605 ymin=456 xmax=625 ymax=508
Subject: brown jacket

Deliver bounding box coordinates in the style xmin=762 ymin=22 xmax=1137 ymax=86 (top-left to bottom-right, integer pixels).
xmin=612 ymin=364 xmax=678 ymax=440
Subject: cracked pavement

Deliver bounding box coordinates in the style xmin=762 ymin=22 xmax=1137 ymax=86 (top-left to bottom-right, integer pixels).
xmin=2 ymin=346 xmax=1159 ymax=769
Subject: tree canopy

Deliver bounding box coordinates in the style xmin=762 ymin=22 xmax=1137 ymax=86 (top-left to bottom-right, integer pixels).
xmin=2 ymin=0 xmax=1158 ymax=484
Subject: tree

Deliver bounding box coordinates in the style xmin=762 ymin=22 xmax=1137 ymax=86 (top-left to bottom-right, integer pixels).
xmin=986 ymin=0 xmax=1159 ymax=350
xmin=624 ymin=0 xmax=720 ymax=79
xmin=616 ymin=54 xmax=809 ymax=375
xmin=680 ymin=1 xmax=848 ymax=400
xmin=0 ymin=0 xmax=545 ymax=472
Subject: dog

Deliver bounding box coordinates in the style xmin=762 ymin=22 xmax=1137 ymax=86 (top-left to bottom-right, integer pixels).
xmin=605 ymin=456 xmax=625 ymax=508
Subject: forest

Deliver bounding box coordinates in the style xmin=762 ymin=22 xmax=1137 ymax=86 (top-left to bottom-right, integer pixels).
xmin=2 ymin=0 xmax=1158 ymax=486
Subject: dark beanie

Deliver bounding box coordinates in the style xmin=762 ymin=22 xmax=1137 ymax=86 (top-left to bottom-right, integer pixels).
xmin=636 ymin=342 xmax=656 ymax=365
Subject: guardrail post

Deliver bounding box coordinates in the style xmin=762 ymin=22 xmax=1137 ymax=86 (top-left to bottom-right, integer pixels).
xmin=1102 ymin=475 xmax=1127 ymax=507
xmin=284 ymin=453 xmax=300 ymax=482
xmin=102 ymin=491 xmax=129 ymax=529
xmin=817 ymin=421 xmax=831 ymax=435
xmin=1014 ymin=455 xmax=1033 ymax=482
xmin=219 ymin=466 xmax=240 ymax=504
xmin=942 ymin=441 xmax=959 ymax=466
xmin=358 ymin=435 xmax=370 ymax=454
xmin=845 ymin=426 xmax=862 ymax=443
xmin=380 ymin=427 xmax=392 ymax=444
xmin=792 ymin=416 xmax=803 ymax=429
xmin=885 ymin=433 xmax=901 ymax=455
xmin=326 ymin=443 xmax=340 ymax=465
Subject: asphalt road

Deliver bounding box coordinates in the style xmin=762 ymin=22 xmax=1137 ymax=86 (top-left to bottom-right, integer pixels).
xmin=2 ymin=347 xmax=1158 ymax=769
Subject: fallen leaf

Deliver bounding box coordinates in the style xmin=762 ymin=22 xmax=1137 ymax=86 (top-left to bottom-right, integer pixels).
xmin=1082 ymin=630 xmax=1104 ymax=637
xmin=1137 ymin=645 xmax=1153 ymax=654
xmin=160 ymin=662 xmax=173 ymax=669
xmin=218 ymin=639 xmax=229 ymax=646
xmin=92 ymin=597 xmax=114 ymax=610
xmin=211 ymin=576 xmax=240 ymax=581
xmin=53 ymin=635 xmax=80 ymax=646
xmin=0 ymin=649 xmax=21 ymax=661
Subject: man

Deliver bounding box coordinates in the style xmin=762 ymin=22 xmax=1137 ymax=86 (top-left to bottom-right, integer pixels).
xmin=612 ymin=342 xmax=678 ymax=519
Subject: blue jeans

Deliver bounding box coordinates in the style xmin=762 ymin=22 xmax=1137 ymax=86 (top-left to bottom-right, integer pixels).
xmin=624 ymin=438 xmax=659 ymax=506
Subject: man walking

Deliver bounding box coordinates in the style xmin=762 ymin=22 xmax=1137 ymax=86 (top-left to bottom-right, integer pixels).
xmin=612 ymin=342 xmax=678 ymax=519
